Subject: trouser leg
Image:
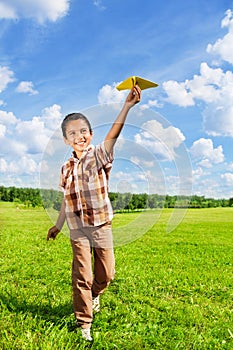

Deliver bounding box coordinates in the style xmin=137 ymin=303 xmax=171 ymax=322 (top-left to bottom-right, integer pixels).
xmin=92 ymin=247 xmax=115 ymax=297
xmin=92 ymin=221 xmax=115 ymax=297
xmin=71 ymin=239 xmax=93 ymax=329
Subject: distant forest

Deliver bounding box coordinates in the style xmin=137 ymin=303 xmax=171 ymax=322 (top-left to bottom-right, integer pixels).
xmin=0 ymin=186 xmax=232 ymax=210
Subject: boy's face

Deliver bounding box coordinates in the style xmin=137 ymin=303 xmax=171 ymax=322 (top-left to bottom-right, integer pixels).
xmin=64 ymin=119 xmax=93 ymax=157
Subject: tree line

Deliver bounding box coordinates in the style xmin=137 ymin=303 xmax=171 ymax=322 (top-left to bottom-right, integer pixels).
xmin=0 ymin=186 xmax=43 ymax=208
xmin=0 ymin=186 xmax=232 ymax=210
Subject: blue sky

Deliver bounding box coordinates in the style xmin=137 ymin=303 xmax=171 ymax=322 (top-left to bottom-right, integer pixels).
xmin=1 ymin=0 xmax=233 ymax=199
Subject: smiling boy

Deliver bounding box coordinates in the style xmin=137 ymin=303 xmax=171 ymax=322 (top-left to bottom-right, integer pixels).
xmin=47 ymin=85 xmax=141 ymax=341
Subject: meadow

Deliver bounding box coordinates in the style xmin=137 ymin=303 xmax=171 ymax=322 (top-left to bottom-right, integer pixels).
xmin=0 ymin=202 xmax=232 ymax=349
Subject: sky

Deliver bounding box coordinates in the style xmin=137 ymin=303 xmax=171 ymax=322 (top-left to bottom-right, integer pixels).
xmin=1 ymin=0 xmax=233 ymax=199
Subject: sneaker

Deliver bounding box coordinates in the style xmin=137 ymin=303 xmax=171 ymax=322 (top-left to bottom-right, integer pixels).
xmin=81 ymin=327 xmax=93 ymax=341
xmin=92 ymin=295 xmax=100 ymax=313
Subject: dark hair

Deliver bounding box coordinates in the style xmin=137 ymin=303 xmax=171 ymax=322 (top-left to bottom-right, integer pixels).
xmin=61 ymin=113 xmax=92 ymax=138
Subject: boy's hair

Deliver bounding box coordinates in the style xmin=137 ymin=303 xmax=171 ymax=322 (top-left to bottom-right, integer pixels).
xmin=61 ymin=113 xmax=92 ymax=138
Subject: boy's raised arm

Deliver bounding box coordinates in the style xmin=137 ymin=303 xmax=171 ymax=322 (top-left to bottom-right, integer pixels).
xmin=104 ymin=85 xmax=141 ymax=155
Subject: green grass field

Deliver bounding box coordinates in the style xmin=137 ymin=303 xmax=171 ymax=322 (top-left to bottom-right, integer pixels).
xmin=0 ymin=202 xmax=232 ymax=349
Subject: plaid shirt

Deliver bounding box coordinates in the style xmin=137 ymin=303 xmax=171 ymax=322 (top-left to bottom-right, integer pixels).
xmin=60 ymin=143 xmax=113 ymax=229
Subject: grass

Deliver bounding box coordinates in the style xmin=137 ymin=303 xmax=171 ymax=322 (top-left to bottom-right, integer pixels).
xmin=0 ymin=202 xmax=233 ymax=349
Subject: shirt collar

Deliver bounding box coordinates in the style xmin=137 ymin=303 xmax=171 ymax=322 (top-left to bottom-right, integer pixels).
xmin=72 ymin=144 xmax=94 ymax=160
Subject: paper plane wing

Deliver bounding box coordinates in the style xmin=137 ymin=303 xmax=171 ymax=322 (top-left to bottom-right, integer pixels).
xmin=116 ymin=76 xmax=158 ymax=91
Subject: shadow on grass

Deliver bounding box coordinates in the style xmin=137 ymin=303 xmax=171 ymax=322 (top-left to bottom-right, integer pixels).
xmin=1 ymin=291 xmax=77 ymax=331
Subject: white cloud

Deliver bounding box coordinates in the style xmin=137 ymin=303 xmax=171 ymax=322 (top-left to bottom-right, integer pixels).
xmin=0 ymin=0 xmax=70 ymax=23
xmin=198 ymin=159 xmax=212 ymax=169
xmin=162 ymin=80 xmax=195 ymax=107
xmin=135 ymin=119 xmax=185 ymax=161
xmin=221 ymin=172 xmax=233 ymax=186
xmin=130 ymin=156 xmax=154 ymax=168
xmin=203 ymin=84 xmax=233 ymax=137
xmin=98 ymin=83 xmax=127 ymax=104
xmin=0 ymin=2 xmax=16 ymax=19
xmin=17 ymin=156 xmax=39 ymax=174
xmin=190 ymin=165 xmax=231 ymax=198
xmin=93 ymin=0 xmax=106 ymax=10
xmin=16 ymin=81 xmax=38 ymax=95
xmin=0 ymin=158 xmax=7 ymax=172
xmin=0 ymin=124 xmax=6 ymax=137
xmin=0 ymin=103 xmax=64 ymax=187
xmin=15 ymin=104 xmax=62 ymax=154
xmin=162 ymin=10 xmax=233 ymax=137
xmin=163 ymin=62 xmax=233 ymax=136
xmin=140 ymin=99 xmax=163 ymax=110
xmin=207 ymin=9 xmax=233 ymax=65
xmin=163 ymin=62 xmax=230 ymax=107
xmin=192 ymin=177 xmax=220 ymax=198
xmin=39 ymin=159 xmax=49 ymax=173
xmin=186 ymin=63 xmax=224 ymax=103
xmin=1 ymin=138 xmax=28 ymax=157
xmin=0 ymin=104 xmax=62 ymax=159
xmin=227 ymin=162 xmax=233 ymax=171
xmin=111 ymin=169 xmax=154 ymax=194
xmin=0 ymin=155 xmax=39 ymax=175
xmin=40 ymin=104 xmax=62 ymax=130
xmin=190 ymin=167 xmax=232 ymax=198
xmin=190 ymin=138 xmax=224 ymax=166
xmin=0 ymin=110 xmax=18 ymax=124
xmin=0 ymin=66 xmax=15 ymax=93
xmin=15 ymin=117 xmax=50 ymax=154
xmin=140 ymin=169 xmax=166 ymax=195
xmin=192 ymin=166 xmax=206 ymax=180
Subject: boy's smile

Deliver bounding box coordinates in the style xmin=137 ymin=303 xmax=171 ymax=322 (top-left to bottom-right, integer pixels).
xmin=64 ymin=119 xmax=93 ymax=157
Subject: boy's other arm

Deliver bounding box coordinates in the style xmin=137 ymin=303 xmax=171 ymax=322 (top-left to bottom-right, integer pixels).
xmin=104 ymin=85 xmax=141 ymax=154
xmin=47 ymin=198 xmax=66 ymax=241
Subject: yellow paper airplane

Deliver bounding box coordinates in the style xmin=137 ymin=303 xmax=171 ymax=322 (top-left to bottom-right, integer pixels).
xmin=116 ymin=76 xmax=158 ymax=91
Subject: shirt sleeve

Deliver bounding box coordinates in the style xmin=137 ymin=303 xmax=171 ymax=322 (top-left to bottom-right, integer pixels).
xmin=95 ymin=142 xmax=114 ymax=166
xmin=59 ymin=164 xmax=67 ymax=192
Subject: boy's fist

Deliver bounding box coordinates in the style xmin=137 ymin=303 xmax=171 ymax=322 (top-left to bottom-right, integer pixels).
xmin=126 ymin=85 xmax=141 ymax=106
xmin=47 ymin=226 xmax=60 ymax=241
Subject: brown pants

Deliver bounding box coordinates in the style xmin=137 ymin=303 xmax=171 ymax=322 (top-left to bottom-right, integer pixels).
xmin=70 ymin=222 xmax=115 ymax=328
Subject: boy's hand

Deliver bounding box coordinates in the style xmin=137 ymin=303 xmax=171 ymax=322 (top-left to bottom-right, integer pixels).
xmin=47 ymin=226 xmax=60 ymax=241
xmin=125 ymin=85 xmax=141 ymax=107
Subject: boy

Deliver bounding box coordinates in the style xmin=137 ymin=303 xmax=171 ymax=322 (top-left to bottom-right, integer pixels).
xmin=47 ymin=85 xmax=141 ymax=341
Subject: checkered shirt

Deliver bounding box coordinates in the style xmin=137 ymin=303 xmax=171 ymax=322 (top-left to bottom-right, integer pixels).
xmin=60 ymin=143 xmax=114 ymax=229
